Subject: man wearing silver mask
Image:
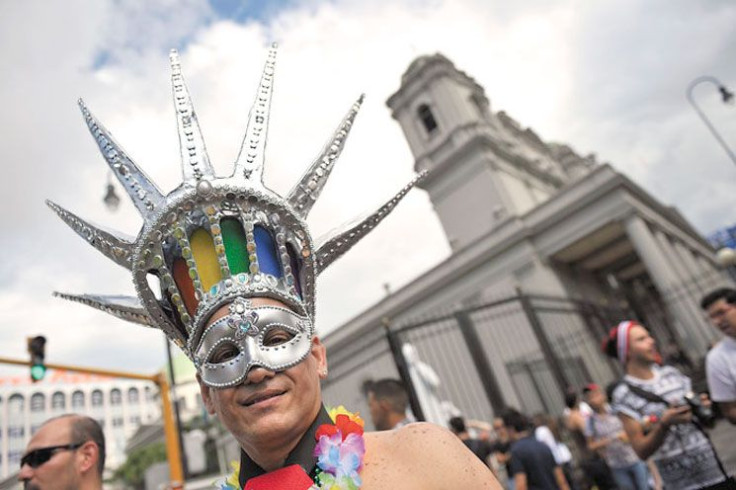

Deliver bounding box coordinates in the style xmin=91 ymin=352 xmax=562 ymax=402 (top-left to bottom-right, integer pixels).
xmin=51 ymin=45 xmax=499 ymax=489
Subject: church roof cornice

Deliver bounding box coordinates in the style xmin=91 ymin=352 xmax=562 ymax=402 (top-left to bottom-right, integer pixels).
xmin=415 ymin=122 xmax=566 ymax=189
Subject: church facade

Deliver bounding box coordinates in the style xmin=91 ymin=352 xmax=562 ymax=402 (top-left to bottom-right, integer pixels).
xmin=321 ymin=54 xmax=730 ymax=426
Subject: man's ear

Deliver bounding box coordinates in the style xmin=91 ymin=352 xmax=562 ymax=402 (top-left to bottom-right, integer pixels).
xmin=77 ymin=440 xmax=99 ymax=474
xmin=311 ymin=336 xmax=328 ymax=374
xmin=197 ymin=374 xmax=217 ymax=415
xmin=379 ymin=398 xmax=392 ymax=412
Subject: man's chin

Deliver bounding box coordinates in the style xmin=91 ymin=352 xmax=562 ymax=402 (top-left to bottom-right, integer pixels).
xmin=237 ymin=410 xmax=294 ymax=434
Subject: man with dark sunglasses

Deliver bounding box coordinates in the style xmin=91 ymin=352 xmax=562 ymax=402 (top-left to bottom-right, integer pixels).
xmin=19 ymin=414 xmax=105 ymax=490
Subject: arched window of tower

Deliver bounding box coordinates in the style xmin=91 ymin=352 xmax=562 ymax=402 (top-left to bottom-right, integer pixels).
xmin=417 ymin=104 xmax=438 ymax=135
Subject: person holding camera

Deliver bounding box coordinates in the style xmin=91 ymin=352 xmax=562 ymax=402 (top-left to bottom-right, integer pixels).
xmin=603 ymin=321 xmax=733 ymax=490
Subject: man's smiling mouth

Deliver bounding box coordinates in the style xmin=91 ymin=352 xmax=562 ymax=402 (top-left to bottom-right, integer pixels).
xmin=241 ymin=390 xmax=286 ymax=407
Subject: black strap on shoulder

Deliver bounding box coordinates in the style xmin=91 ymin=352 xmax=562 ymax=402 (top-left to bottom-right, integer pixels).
xmin=623 ymin=381 xmax=669 ymax=405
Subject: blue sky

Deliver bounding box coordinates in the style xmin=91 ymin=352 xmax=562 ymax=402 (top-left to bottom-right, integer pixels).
xmin=210 ymin=0 xmax=298 ymax=23
xmin=1 ymin=0 xmax=735 ymax=376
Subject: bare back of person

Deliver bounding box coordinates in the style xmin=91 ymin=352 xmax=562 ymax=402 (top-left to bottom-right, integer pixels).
xmin=360 ymin=423 xmax=501 ymax=489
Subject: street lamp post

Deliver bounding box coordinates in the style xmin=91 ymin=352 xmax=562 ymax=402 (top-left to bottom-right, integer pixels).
xmin=103 ymin=171 xmax=121 ymax=211
xmin=686 ymin=75 xmax=736 ymax=168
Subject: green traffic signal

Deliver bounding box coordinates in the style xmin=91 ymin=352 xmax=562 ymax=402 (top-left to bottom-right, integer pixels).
xmin=30 ymin=364 xmax=46 ymax=382
xmin=27 ymin=336 xmax=47 ymax=383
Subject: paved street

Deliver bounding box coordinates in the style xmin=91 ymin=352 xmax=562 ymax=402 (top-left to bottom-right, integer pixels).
xmin=710 ymin=419 xmax=736 ymax=476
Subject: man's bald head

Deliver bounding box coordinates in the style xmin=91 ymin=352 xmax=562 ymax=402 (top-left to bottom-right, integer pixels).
xmin=43 ymin=414 xmax=106 ymax=476
xmin=19 ymin=414 xmax=105 ymax=490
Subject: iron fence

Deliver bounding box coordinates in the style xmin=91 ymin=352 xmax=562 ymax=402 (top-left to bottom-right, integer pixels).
xmin=322 ymin=282 xmax=722 ymax=428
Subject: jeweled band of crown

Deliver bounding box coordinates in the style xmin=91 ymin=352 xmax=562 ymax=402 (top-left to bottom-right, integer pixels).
xmin=49 ymin=43 xmax=426 ymax=367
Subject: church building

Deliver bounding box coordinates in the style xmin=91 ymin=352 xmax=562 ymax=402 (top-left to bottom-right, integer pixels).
xmin=321 ymin=54 xmax=729 ymax=425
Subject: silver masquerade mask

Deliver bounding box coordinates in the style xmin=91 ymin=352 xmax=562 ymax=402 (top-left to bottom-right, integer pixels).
xmin=194 ymin=298 xmax=312 ymax=387
xmin=50 ymin=44 xmax=425 ymax=388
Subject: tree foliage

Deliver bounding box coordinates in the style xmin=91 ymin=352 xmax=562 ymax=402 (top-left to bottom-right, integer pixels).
xmin=113 ymin=442 xmax=168 ymax=489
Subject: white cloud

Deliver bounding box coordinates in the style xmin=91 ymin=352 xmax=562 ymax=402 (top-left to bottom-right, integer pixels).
xmin=1 ymin=0 xmax=735 ymax=374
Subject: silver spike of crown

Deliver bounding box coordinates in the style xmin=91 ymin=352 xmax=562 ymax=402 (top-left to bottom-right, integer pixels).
xmin=170 ymin=49 xmax=216 ymax=184
xmin=52 ymin=292 xmax=154 ymax=327
xmin=46 ymin=200 xmax=135 ymax=270
xmin=78 ymin=99 xmax=164 ymax=219
xmin=287 ymin=94 xmax=365 ymax=218
xmin=232 ymin=43 xmax=278 ymax=184
xmin=315 ymin=170 xmax=428 ymax=272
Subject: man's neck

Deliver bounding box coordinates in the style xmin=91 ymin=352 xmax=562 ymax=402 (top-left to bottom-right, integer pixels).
xmin=387 ymin=412 xmax=407 ymax=429
xmin=626 ymin=359 xmax=654 ymax=380
xmin=242 ymin=432 xmax=303 ymax=472
xmin=79 ymin=477 xmax=102 ymax=490
xmin=515 ymin=430 xmax=531 ymax=440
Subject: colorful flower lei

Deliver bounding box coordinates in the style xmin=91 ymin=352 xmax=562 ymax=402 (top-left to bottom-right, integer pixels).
xmin=215 ymin=406 xmax=365 ymax=490
xmin=313 ymin=406 xmax=365 ymax=489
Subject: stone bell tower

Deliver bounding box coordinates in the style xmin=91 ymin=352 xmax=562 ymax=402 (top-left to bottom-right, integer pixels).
xmin=387 ymin=54 xmax=593 ymax=251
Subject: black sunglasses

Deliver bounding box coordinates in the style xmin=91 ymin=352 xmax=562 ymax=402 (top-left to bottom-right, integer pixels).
xmin=20 ymin=442 xmax=83 ymax=469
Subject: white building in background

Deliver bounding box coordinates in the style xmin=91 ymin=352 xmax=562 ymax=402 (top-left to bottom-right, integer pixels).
xmin=165 ymin=351 xmax=207 ymax=424
xmin=0 ymin=369 xmax=160 ymax=478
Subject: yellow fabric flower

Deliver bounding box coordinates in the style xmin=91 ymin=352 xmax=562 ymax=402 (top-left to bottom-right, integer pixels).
xmin=225 ymin=460 xmax=240 ymax=488
xmin=328 ymin=405 xmax=365 ymax=428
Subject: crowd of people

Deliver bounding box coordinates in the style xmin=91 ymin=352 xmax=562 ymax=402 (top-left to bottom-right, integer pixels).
xmin=438 ymin=287 xmax=736 ymax=490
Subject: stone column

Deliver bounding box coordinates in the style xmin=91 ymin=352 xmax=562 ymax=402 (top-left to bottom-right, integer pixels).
xmin=654 ymin=230 xmax=711 ymax=352
xmin=625 ymin=216 xmax=678 ymax=289
xmin=624 ymin=216 xmax=701 ymax=354
xmin=655 ymin=231 xmax=693 ymax=283
xmin=673 ymin=240 xmax=707 ymax=291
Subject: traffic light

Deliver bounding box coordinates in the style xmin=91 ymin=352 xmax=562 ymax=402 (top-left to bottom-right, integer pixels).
xmin=27 ymin=336 xmax=46 ymax=382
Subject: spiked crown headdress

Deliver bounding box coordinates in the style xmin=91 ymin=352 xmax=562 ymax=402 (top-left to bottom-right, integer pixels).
xmin=50 ymin=45 xmax=424 ymax=362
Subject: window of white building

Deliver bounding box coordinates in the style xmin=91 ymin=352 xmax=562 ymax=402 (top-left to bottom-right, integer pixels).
xmin=72 ymin=390 xmax=85 ymax=409
xmin=30 ymin=393 xmax=45 ymax=412
xmin=51 ymin=391 xmax=66 ymax=410
xmin=110 ymin=388 xmax=122 ymax=406
xmin=91 ymin=390 xmax=103 ymax=407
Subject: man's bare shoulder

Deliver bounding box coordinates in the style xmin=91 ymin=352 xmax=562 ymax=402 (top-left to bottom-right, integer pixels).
xmin=361 ymin=423 xmax=501 ymax=489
